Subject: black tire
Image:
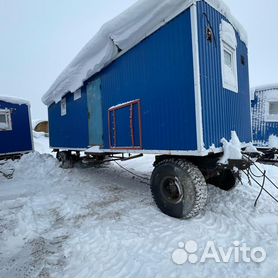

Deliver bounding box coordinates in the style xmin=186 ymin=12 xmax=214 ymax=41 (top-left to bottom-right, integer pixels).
xmin=207 ymin=169 xmax=237 ymax=191
xmin=150 ymin=159 xmax=207 ymax=219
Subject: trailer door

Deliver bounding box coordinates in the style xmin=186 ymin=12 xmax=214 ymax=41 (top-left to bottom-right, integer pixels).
xmin=87 ymin=78 xmax=103 ymax=146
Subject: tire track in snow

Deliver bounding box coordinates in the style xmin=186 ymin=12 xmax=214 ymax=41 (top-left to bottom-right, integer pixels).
xmin=0 ymin=153 xmax=277 ymax=277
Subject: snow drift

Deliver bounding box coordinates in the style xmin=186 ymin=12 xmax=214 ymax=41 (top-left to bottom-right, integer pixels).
xmin=0 ymin=150 xmax=277 ymax=277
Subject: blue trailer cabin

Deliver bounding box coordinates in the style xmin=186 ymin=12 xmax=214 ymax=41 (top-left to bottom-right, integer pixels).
xmin=251 ymin=84 xmax=278 ymax=148
xmin=0 ymin=96 xmax=33 ymax=158
xmin=43 ymin=0 xmax=251 ymax=219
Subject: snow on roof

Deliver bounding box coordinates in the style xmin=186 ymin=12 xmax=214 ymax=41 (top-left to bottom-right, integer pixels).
xmin=250 ymin=84 xmax=278 ymax=100
xmin=0 ymin=96 xmax=30 ymax=106
xmin=42 ymin=0 xmax=248 ymax=106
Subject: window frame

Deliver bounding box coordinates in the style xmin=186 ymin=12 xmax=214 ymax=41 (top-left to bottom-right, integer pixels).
xmin=61 ymin=97 xmax=67 ymax=116
xmin=224 ymin=49 xmax=232 ymax=68
xmin=220 ymin=40 xmax=238 ymax=93
xmin=269 ymin=101 xmax=278 ymax=115
xmin=265 ymin=100 xmax=278 ymax=122
xmin=0 ymin=109 xmax=12 ymax=131
xmin=220 ymin=20 xmax=239 ymax=93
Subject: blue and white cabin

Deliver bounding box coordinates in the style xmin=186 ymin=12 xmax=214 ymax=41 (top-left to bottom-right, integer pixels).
xmin=43 ymin=0 xmax=251 ymax=156
xmin=0 ymin=96 xmax=33 ymax=157
xmin=251 ymin=84 xmax=278 ymax=148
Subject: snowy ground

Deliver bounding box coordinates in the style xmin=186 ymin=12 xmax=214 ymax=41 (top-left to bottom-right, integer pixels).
xmin=0 ymin=136 xmax=277 ymax=278
xmin=33 ymin=132 xmax=52 ymax=155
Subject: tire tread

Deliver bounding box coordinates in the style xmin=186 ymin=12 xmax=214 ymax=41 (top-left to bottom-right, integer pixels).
xmin=151 ymin=158 xmax=207 ymax=218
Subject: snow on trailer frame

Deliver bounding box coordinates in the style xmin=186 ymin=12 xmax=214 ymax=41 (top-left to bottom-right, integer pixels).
xmin=0 ymin=96 xmax=33 ymax=159
xmin=43 ymin=0 xmax=253 ymax=219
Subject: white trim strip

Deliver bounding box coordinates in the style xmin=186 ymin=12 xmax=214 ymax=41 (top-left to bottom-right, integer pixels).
xmin=53 ymin=146 xmax=222 ymax=157
xmin=85 ymin=142 xmax=250 ymax=157
xmin=50 ymin=147 xmax=86 ymax=151
xmin=0 ymin=150 xmax=33 ymax=157
xmin=190 ymin=3 xmax=204 ymax=152
xmin=85 ymin=148 xmax=223 ymax=157
xmin=28 ymin=105 xmax=34 ymax=151
xmin=54 ymin=143 xmax=250 ymax=156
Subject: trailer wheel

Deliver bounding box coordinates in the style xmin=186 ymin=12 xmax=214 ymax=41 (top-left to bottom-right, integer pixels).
xmin=207 ymin=169 xmax=237 ymax=191
xmin=150 ymin=159 xmax=207 ymax=219
xmin=56 ymin=151 xmax=73 ymax=169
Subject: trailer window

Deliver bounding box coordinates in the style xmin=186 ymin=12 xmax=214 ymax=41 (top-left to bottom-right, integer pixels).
xmin=269 ymin=102 xmax=278 ymax=115
xmin=0 ymin=109 xmax=12 ymax=131
xmin=220 ymin=20 xmax=238 ymax=93
xmin=265 ymin=101 xmax=278 ymax=122
xmin=61 ymin=97 xmax=67 ymax=116
xmin=224 ymin=49 xmax=232 ymax=67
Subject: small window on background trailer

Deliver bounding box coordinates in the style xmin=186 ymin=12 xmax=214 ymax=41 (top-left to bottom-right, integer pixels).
xmin=0 ymin=109 xmax=12 ymax=131
xmin=265 ymin=101 xmax=278 ymax=122
xmin=61 ymin=97 xmax=67 ymax=116
xmin=269 ymin=102 xmax=278 ymax=115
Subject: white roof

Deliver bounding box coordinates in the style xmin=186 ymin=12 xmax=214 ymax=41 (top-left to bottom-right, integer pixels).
xmin=0 ymin=96 xmax=30 ymax=106
xmin=42 ymin=0 xmax=248 ymax=106
xmin=250 ymin=83 xmax=278 ymax=100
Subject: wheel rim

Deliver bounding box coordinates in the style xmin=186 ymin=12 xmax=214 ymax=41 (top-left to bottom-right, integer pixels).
xmin=160 ymin=176 xmax=183 ymax=204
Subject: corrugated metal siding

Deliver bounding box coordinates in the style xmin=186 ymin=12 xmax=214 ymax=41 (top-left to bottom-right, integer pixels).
xmin=197 ymin=1 xmax=252 ymax=148
xmin=252 ymin=89 xmax=278 ymax=146
xmin=99 ymin=9 xmax=197 ymax=151
xmin=0 ymin=101 xmax=32 ymax=154
xmin=48 ymin=87 xmax=89 ymax=149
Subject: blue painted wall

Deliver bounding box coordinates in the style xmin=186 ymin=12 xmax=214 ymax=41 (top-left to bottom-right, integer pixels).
xmin=0 ymin=100 xmax=32 ymax=155
xmin=99 ymin=9 xmax=197 ymax=151
xmin=197 ymin=1 xmax=251 ymax=148
xmin=48 ymin=87 xmax=89 ymax=149
xmin=49 ymin=8 xmax=197 ymax=151
xmin=48 ymin=2 xmax=252 ymax=154
xmin=252 ymin=89 xmax=278 ymax=146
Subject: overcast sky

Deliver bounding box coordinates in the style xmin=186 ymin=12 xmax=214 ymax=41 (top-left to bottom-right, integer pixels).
xmin=0 ymin=0 xmax=277 ymax=119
